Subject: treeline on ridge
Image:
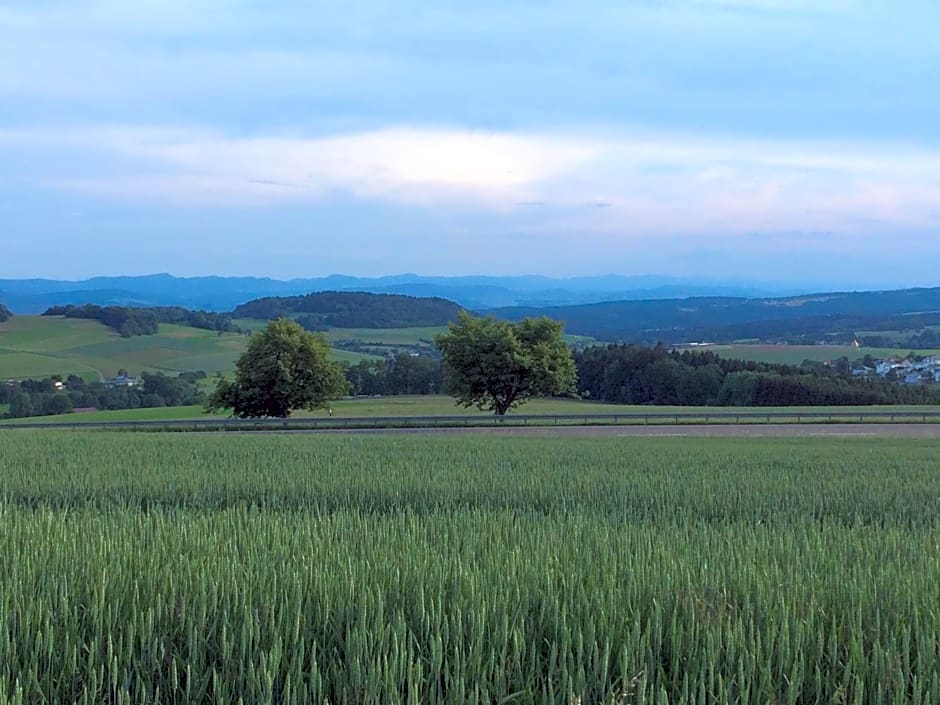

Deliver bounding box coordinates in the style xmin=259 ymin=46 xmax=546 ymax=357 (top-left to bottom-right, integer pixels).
xmin=231 ymin=291 xmax=462 ymax=328
xmin=42 ymin=305 xmax=240 ymax=337
xmin=1 ymin=372 xmax=206 ymax=419
xmin=575 ymin=345 xmax=940 ymax=406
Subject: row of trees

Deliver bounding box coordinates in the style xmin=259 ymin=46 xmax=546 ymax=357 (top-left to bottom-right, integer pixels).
xmin=43 ymin=305 xmax=239 ymax=338
xmin=1 ymin=372 xmax=206 ymax=419
xmin=345 ymin=354 xmax=444 ymax=396
xmin=575 ymin=345 xmax=940 ymax=406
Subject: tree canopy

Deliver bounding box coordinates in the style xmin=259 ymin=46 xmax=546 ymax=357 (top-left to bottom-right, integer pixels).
xmin=0 ymin=303 xmax=13 ymax=322
xmin=435 ymin=312 xmax=577 ymax=415
xmin=206 ymin=318 xmax=347 ymax=418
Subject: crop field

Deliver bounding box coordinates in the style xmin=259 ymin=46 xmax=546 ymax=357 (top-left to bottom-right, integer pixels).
xmin=0 ymin=316 xmax=375 ymax=380
xmin=2 ymin=433 xmax=940 ymax=703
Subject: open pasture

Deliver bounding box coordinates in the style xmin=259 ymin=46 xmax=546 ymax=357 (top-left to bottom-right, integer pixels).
xmin=2 ymin=433 xmax=940 ymax=703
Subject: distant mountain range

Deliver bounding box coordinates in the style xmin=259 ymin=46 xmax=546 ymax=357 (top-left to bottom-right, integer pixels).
xmin=0 ymin=273 xmax=796 ymax=314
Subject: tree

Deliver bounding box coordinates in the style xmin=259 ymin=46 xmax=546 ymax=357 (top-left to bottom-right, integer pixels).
xmin=45 ymin=394 xmax=74 ymax=416
xmin=206 ymin=318 xmax=348 ymax=418
xmin=0 ymin=304 xmax=11 ymax=323
xmin=9 ymin=393 xmax=33 ymax=418
xmin=435 ymin=312 xmax=577 ymax=415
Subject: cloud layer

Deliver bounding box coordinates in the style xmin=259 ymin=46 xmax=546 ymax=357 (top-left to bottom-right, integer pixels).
xmin=6 ymin=125 xmax=940 ymax=237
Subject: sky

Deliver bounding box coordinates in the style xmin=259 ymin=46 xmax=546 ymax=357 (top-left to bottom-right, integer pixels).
xmin=2 ymin=0 xmax=940 ymax=286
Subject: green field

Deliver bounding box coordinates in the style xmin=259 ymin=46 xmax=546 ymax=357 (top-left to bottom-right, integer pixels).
xmin=0 ymin=316 xmax=378 ymax=381
xmin=6 ymin=393 xmax=939 ymax=425
xmin=2 ymin=433 xmax=940 ymax=703
xmin=711 ymin=343 xmax=940 ymax=364
xmin=855 ymin=326 xmax=940 ymax=343
xmin=0 ymin=395 xmax=653 ymax=425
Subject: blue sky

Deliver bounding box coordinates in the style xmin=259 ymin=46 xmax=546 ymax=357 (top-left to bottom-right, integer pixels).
xmin=2 ymin=0 xmax=940 ymax=286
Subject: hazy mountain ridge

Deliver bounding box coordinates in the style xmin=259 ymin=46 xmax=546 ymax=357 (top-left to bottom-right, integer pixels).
xmin=0 ymin=274 xmax=791 ymax=314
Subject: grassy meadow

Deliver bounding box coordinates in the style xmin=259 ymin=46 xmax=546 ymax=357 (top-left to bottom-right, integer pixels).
xmin=2 ymin=433 xmax=940 ymax=703
xmin=0 ymin=395 xmax=658 ymax=425
xmin=4 ymin=394 xmax=939 ymax=425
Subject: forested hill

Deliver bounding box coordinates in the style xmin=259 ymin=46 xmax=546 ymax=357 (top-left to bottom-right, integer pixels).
xmin=490 ymin=287 xmax=940 ymax=345
xmin=232 ymin=291 xmax=463 ymax=328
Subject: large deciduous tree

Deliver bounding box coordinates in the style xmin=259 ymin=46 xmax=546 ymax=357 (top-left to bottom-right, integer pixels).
xmin=435 ymin=312 xmax=577 ymax=415
xmin=206 ymin=318 xmax=347 ymax=418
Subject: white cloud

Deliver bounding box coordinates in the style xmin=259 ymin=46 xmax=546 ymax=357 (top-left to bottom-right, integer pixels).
xmin=3 ymin=124 xmax=940 ymax=236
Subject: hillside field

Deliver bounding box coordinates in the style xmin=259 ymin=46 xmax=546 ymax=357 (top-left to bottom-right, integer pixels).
xmin=0 ymin=316 xmax=379 ymax=380
xmin=2 ymin=432 xmax=940 ymax=703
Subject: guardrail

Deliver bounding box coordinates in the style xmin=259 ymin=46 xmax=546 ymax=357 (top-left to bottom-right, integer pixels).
xmin=3 ymin=410 xmax=940 ymax=432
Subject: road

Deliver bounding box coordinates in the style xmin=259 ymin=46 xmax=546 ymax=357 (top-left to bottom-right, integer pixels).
xmin=296 ymin=423 xmax=940 ymax=438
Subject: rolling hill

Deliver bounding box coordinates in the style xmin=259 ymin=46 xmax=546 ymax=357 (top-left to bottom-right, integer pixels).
xmin=489 ymin=287 xmax=940 ymax=344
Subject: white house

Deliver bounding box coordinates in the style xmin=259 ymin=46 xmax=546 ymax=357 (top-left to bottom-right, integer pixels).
xmin=876 ymin=360 xmax=900 ymax=376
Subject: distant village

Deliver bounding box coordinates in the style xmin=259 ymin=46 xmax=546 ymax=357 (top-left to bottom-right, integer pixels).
xmin=851 ymin=356 xmax=940 ymax=386
xmin=673 ymin=342 xmax=940 ymax=386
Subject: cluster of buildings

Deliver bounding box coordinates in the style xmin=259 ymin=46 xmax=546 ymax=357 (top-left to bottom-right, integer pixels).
xmin=104 ymin=374 xmax=143 ymax=388
xmin=853 ymin=356 xmax=940 ymax=386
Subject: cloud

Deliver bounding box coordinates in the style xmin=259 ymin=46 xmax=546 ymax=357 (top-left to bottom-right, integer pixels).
xmin=4 ymin=124 xmax=940 ymax=238
xmin=9 ymin=127 xmax=599 ymax=207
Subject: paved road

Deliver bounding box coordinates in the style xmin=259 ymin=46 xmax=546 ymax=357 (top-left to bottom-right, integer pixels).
xmin=293 ymin=423 xmax=940 ymax=439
